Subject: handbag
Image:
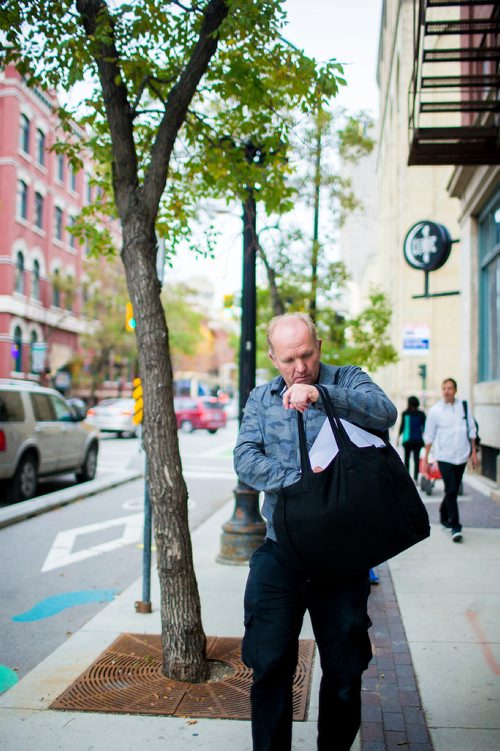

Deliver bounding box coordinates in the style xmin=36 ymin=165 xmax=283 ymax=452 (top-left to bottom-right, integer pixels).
xmin=273 ymin=383 xmax=430 ymax=578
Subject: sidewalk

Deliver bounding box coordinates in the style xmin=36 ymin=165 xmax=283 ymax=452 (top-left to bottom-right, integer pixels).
xmin=0 ymin=479 xmax=499 ymax=750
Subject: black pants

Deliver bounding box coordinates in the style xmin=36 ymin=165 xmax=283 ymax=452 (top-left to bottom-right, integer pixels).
xmin=242 ymin=540 xmax=372 ymax=751
xmin=437 ymin=461 xmax=466 ymax=531
xmin=403 ymin=441 xmax=423 ymax=481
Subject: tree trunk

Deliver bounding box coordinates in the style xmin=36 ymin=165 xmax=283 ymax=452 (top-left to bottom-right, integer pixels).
xmin=122 ymin=215 xmax=207 ymax=683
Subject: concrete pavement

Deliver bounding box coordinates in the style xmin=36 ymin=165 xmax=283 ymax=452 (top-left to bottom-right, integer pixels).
xmin=0 ymin=472 xmax=499 ymax=750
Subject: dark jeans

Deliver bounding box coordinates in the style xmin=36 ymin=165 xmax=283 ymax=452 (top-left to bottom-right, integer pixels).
xmin=242 ymin=540 xmax=372 ymax=751
xmin=437 ymin=461 xmax=466 ymax=531
xmin=403 ymin=441 xmax=423 ymax=481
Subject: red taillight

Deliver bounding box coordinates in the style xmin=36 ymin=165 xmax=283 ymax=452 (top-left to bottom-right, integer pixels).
xmin=87 ymin=409 xmax=95 ymax=416
xmin=0 ymin=430 xmax=6 ymax=452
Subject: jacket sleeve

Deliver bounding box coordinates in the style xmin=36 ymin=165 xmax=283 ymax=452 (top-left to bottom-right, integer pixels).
xmin=233 ymin=390 xmax=301 ymax=492
xmin=318 ymin=366 xmax=397 ymax=431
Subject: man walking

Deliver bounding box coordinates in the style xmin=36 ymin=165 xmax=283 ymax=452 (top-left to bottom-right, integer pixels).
xmin=234 ymin=312 xmax=397 ymax=751
xmin=423 ymin=378 xmax=477 ymax=542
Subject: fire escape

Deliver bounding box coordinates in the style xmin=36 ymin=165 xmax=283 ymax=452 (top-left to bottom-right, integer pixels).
xmin=408 ymin=0 xmax=500 ymax=165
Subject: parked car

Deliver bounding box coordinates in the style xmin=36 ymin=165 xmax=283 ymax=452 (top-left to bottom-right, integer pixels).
xmin=174 ymin=396 xmax=227 ymax=434
xmin=85 ymin=398 xmax=138 ymax=438
xmin=0 ymin=379 xmax=99 ymax=503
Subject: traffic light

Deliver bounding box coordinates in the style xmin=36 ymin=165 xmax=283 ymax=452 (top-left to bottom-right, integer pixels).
xmin=418 ymin=364 xmax=427 ymax=380
xmin=125 ymin=301 xmax=136 ymax=332
xmin=132 ymin=377 xmax=143 ymax=425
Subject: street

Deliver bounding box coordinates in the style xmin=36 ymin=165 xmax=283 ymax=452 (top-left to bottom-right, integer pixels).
xmin=0 ymin=422 xmax=239 ymax=691
xmin=33 ymin=421 xmax=236 ymax=498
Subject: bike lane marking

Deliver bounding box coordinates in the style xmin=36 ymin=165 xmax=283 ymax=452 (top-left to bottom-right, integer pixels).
xmin=0 ymin=666 xmax=18 ymax=691
xmin=12 ymin=589 xmax=118 ymax=622
xmin=41 ymin=513 xmax=143 ymax=572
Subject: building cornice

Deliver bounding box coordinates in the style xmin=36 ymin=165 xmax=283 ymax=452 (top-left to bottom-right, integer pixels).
xmin=447 ymin=165 xmax=500 ymax=220
xmin=0 ymin=295 xmax=94 ymax=334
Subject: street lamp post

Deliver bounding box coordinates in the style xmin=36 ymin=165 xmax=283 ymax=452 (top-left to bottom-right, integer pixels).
xmin=217 ymin=185 xmax=266 ymax=564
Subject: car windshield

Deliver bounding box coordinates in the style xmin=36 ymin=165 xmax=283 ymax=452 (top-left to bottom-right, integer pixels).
xmin=200 ymin=399 xmax=221 ymax=410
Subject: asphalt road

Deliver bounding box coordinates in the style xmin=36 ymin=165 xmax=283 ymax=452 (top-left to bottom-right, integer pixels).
xmin=0 ymin=422 xmax=239 ymax=692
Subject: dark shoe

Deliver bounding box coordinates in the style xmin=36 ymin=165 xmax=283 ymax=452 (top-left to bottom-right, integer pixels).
xmin=451 ymin=529 xmax=463 ymax=543
xmin=441 ymin=521 xmax=451 ymax=529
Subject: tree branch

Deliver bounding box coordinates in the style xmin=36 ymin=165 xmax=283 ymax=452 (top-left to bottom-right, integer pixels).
xmin=256 ymin=238 xmax=285 ymax=317
xmin=171 ymin=0 xmax=202 ymax=11
xmin=76 ymin=0 xmax=138 ymax=217
xmin=142 ymin=0 xmax=229 ymax=216
xmin=130 ymin=75 xmax=150 ymax=117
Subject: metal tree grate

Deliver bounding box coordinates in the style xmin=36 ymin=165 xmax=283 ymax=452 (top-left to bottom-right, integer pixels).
xmin=50 ymin=634 xmax=315 ymax=721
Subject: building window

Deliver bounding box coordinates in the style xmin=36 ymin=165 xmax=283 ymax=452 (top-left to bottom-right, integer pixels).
xmin=30 ymin=330 xmax=38 ymax=373
xmin=69 ymin=164 xmax=77 ymax=192
xmin=68 ymin=215 xmax=76 ymax=248
xmin=34 ymin=191 xmax=44 ymax=229
xmin=56 ymin=152 xmax=64 ymax=182
xmin=479 ymin=192 xmax=500 ymax=382
xmin=53 ymin=269 xmax=61 ymax=307
xmin=19 ymin=114 xmax=30 ymax=153
xmin=32 ymin=259 xmax=40 ymax=301
xmin=17 ymin=180 xmax=28 ymax=220
xmin=65 ymin=277 xmax=74 ymax=311
xmin=54 ymin=206 xmax=63 ymax=241
xmin=15 ymin=251 xmax=25 ymax=294
xmin=36 ymin=128 xmax=46 ymax=166
xmin=13 ymin=326 xmax=23 ymax=372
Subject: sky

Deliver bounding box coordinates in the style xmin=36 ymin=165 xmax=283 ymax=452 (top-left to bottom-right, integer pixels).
xmin=168 ymin=0 xmax=383 ymax=299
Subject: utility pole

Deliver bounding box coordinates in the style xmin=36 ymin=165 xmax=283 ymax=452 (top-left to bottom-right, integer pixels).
xmin=310 ymin=113 xmax=322 ymax=323
xmin=418 ymin=363 xmax=427 ymax=408
xmin=217 ymin=142 xmax=266 ymax=563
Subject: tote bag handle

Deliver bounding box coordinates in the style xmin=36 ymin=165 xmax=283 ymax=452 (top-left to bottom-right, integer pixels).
xmin=296 ymin=381 xmax=357 ymax=477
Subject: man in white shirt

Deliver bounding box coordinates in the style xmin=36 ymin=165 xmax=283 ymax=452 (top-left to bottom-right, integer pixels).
xmin=423 ymin=378 xmax=477 ymax=542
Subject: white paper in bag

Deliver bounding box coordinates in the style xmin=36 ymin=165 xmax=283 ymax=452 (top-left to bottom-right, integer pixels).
xmin=308 ymin=418 xmax=385 ymax=471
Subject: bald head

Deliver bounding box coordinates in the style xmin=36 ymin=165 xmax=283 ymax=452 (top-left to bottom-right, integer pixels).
xmin=267 ymin=313 xmax=322 ymax=388
xmin=267 ymin=313 xmax=319 ymax=354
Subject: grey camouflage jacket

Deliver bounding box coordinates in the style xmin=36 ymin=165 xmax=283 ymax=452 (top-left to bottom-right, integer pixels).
xmin=233 ymin=363 xmax=397 ymax=541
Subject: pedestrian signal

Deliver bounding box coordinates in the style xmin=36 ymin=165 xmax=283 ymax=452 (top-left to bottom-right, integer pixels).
xmin=125 ymin=302 xmax=136 ymax=332
xmin=418 ymin=364 xmax=427 ymax=379
xmin=132 ymin=377 xmax=143 ymax=425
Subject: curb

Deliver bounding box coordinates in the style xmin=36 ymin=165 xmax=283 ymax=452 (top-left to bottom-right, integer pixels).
xmin=0 ymin=470 xmax=144 ymax=530
xmin=464 ymin=472 xmax=500 ymax=505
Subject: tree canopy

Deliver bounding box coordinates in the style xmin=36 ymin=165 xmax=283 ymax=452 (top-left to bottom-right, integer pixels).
xmin=2 ymin=0 xmax=346 ymax=258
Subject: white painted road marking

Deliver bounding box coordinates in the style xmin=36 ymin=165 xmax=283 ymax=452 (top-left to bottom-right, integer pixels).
xmin=41 ymin=513 xmax=143 ymax=573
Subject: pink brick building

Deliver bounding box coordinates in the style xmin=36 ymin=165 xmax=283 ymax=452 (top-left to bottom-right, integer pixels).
xmin=0 ymin=65 xmax=96 ymax=388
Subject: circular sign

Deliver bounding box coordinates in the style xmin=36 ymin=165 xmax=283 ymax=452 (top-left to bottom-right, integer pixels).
xmin=403 ymin=221 xmax=452 ymax=271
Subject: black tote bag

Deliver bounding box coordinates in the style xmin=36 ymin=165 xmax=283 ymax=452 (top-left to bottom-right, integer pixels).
xmin=273 ymin=384 xmax=430 ymax=578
